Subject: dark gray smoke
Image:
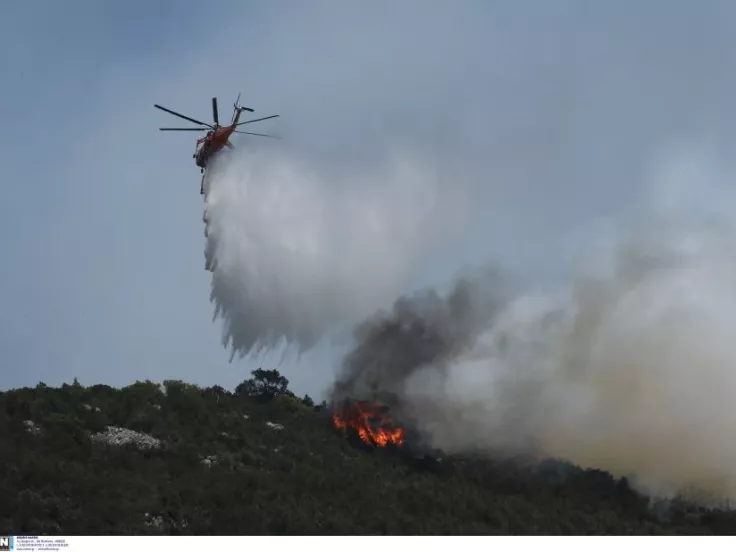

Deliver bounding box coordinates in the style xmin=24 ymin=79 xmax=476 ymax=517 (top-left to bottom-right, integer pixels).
xmin=331 ymin=266 xmax=509 ymax=422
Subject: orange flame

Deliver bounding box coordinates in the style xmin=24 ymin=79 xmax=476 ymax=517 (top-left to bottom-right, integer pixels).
xmin=332 ymin=400 xmax=405 ymax=447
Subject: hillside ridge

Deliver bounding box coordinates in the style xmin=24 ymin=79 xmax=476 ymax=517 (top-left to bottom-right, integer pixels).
xmin=1 ymin=370 xmax=734 ymax=535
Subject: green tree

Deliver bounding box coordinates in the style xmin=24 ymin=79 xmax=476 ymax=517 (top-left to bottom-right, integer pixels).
xmin=235 ymin=369 xmax=291 ymax=400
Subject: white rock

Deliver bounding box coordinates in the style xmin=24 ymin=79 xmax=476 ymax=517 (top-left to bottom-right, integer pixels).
xmin=201 ymin=455 xmax=219 ymax=467
xmin=91 ymin=426 xmax=161 ymax=449
xmin=265 ymin=421 xmax=284 ymax=430
xmin=144 ymin=513 xmax=164 ymax=529
xmin=23 ymin=420 xmax=41 ymax=435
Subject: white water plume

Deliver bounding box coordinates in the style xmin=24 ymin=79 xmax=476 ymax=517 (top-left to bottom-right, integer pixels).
xmin=202 ymin=145 xmax=467 ymax=359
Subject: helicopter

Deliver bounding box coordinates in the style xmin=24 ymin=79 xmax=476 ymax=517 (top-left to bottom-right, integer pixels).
xmin=154 ymin=94 xmax=279 ymax=194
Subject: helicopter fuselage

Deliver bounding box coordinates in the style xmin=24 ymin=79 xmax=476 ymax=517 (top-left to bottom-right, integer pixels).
xmin=193 ymin=125 xmax=237 ymax=170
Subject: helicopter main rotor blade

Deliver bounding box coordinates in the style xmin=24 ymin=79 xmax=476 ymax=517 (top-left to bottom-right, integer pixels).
xmin=236 ymin=114 xmax=279 ymax=126
xmin=212 ymin=97 xmax=219 ymax=126
xmin=154 ymin=104 xmax=213 ymax=128
xmin=234 ymin=131 xmax=281 ymax=139
xmin=159 ymin=127 xmax=209 ymax=131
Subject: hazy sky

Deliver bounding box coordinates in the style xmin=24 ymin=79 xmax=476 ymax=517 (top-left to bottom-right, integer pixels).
xmin=2 ymin=0 xmax=736 ymax=399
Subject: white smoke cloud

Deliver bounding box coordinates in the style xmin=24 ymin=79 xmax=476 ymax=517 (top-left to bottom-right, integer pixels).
xmin=424 ymin=150 xmax=736 ymax=502
xmin=202 ymin=143 xmax=468 ymax=359
xmin=337 ymin=145 xmax=736 ymax=503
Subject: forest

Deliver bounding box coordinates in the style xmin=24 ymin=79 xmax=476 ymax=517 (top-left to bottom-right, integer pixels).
xmin=1 ymin=368 xmax=735 ymax=535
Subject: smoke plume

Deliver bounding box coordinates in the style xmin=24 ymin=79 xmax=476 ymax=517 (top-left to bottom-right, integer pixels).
xmin=333 ymin=149 xmax=736 ymax=504
xmin=201 ymin=144 xmax=467 ymax=359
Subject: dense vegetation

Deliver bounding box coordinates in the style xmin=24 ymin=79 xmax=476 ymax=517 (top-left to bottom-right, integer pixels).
xmin=1 ymin=369 xmax=735 ymax=535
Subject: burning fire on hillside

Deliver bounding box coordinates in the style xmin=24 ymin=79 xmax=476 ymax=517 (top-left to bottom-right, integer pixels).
xmin=332 ymin=400 xmax=405 ymax=448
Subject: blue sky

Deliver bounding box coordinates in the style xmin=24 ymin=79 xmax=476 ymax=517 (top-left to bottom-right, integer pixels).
xmin=3 ymin=1 xmax=736 ymax=399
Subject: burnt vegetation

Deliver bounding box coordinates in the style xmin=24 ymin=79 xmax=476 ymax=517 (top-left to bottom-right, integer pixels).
xmin=1 ymin=369 xmax=735 ymax=535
